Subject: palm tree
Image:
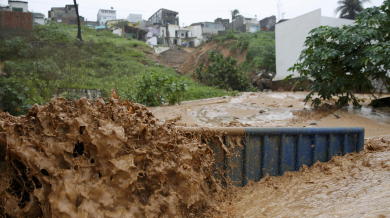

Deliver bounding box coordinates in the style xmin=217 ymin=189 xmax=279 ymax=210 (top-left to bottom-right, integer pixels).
xmin=231 ymin=9 xmax=240 ymax=31
xmin=335 ymin=0 xmax=370 ymax=20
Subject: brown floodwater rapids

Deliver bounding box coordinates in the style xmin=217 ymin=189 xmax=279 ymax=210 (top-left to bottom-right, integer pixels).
xmin=222 ymin=136 xmax=390 ymax=217
xmin=0 ymin=89 xmax=223 ymax=217
xmin=1 ymin=90 xmax=390 ymax=217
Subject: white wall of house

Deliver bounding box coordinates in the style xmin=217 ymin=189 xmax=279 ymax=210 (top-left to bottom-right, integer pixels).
xmin=97 ymin=9 xmax=116 ymax=24
xmin=9 ymin=1 xmax=28 ymax=12
xmin=168 ymin=25 xmax=179 ymax=37
xmin=146 ymin=36 xmax=158 ymax=47
xmin=34 ymin=17 xmax=45 ymax=25
xmin=275 ymin=9 xmax=354 ymax=81
xmin=113 ymin=28 xmax=122 ymax=36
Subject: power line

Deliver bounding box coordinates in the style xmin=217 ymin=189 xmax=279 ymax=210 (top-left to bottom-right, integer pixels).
xmin=26 ymin=0 xmax=230 ymax=13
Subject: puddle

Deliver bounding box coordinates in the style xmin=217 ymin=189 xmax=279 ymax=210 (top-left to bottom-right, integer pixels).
xmin=343 ymin=106 xmax=390 ymax=125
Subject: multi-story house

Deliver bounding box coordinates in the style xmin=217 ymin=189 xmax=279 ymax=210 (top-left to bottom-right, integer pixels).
xmin=148 ymin=9 xmax=179 ymax=25
xmin=97 ymin=9 xmax=116 ymax=25
xmin=260 ymin=15 xmax=276 ymax=31
xmin=232 ymin=16 xmax=260 ymax=33
xmin=48 ymin=5 xmax=84 ymax=25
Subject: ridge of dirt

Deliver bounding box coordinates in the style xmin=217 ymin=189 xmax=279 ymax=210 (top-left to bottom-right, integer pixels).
xmin=0 ymin=89 xmax=223 ymax=217
xmin=178 ymin=40 xmax=247 ymax=75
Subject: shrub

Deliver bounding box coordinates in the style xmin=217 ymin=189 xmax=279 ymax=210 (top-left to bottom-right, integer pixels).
xmin=194 ymin=51 xmax=254 ymax=91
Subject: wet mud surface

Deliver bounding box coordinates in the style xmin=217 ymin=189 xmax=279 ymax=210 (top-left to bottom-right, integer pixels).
xmin=222 ymin=136 xmax=390 ymax=217
xmin=0 ymin=89 xmax=222 ymax=217
xmin=149 ymin=92 xmax=390 ymax=137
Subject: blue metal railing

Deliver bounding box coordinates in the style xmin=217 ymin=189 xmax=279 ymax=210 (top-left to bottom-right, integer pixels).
xmin=181 ymin=127 xmax=365 ymax=187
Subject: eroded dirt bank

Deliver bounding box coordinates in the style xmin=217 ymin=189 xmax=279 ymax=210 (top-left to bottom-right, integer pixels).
xmin=222 ymin=136 xmax=390 ymax=217
xmin=0 ymin=89 xmax=222 ymax=217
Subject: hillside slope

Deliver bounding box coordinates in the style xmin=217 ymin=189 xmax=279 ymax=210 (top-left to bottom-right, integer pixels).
xmin=178 ymin=40 xmax=247 ymax=75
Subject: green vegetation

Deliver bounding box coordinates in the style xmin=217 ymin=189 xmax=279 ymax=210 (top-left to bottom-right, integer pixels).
xmin=288 ymin=0 xmax=390 ymax=107
xmin=0 ymin=22 xmax=226 ymax=115
xmin=193 ymin=30 xmax=275 ymax=91
xmin=194 ymin=51 xmax=255 ymax=91
xmin=215 ymin=30 xmax=276 ymax=73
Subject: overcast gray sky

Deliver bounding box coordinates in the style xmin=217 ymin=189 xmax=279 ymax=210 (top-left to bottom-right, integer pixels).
xmin=0 ymin=0 xmax=385 ymax=26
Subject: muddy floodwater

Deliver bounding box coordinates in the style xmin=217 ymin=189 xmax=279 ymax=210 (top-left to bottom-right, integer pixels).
xmin=150 ymin=92 xmax=390 ymax=137
xmin=149 ymin=92 xmax=390 ymax=217
xmin=223 ymin=136 xmax=390 ymax=217
xmin=1 ymin=91 xmax=390 ymax=217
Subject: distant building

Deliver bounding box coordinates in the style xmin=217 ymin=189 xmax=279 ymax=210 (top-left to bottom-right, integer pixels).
xmin=33 ymin=13 xmax=45 ymax=25
xmin=148 ymin=9 xmax=179 ymax=25
xmin=275 ymin=9 xmax=355 ymax=81
xmin=214 ymin=18 xmax=230 ymax=30
xmin=190 ymin=22 xmax=224 ymax=41
xmin=97 ymin=9 xmax=116 ymax=25
xmin=8 ymin=1 xmax=28 ymax=12
xmin=0 ymin=6 xmax=11 ymax=11
xmin=48 ymin=5 xmax=84 ymax=25
xmin=231 ymin=16 xmax=260 ymax=33
xmin=127 ymin=14 xmax=142 ymax=23
xmin=260 ymin=15 xmax=276 ymax=31
xmin=85 ymin=21 xmax=99 ymax=27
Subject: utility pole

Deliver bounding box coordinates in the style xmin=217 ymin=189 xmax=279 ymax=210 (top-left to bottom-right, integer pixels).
xmin=74 ymin=0 xmax=83 ymax=41
xmin=278 ymin=0 xmax=283 ymax=22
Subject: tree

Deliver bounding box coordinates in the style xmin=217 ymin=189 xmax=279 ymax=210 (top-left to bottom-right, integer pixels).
xmin=231 ymin=9 xmax=240 ymax=31
xmin=335 ymin=0 xmax=371 ymax=20
xmin=74 ymin=0 xmax=83 ymax=41
xmin=288 ymin=0 xmax=390 ymax=107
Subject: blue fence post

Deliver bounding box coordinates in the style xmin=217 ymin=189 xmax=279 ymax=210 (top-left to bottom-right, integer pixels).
xmin=357 ymin=130 xmax=365 ymax=152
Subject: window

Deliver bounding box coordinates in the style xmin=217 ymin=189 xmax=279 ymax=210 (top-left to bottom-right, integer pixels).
xmin=57 ymin=19 xmax=62 ymax=23
xmin=12 ymin=8 xmax=23 ymax=12
xmin=181 ymin=33 xmax=184 ymax=37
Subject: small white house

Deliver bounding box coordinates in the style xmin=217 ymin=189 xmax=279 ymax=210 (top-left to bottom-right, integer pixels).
xmin=8 ymin=0 xmax=28 ymax=12
xmin=97 ymin=9 xmax=116 ymax=25
xmin=275 ymin=9 xmax=355 ymax=81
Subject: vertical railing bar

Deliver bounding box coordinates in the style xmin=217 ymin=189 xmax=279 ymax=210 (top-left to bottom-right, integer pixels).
xmin=328 ymin=134 xmax=333 ymax=161
xmin=281 ymin=134 xmax=286 ymax=175
xmin=313 ymin=134 xmax=319 ymax=163
xmin=262 ymin=134 xmax=267 ymax=178
xmin=296 ymin=134 xmax=302 ymax=171
xmin=278 ymin=134 xmax=283 ymax=176
xmin=357 ymin=131 xmax=365 ymax=152
xmin=241 ymin=136 xmax=245 ymax=187
xmin=224 ymin=135 xmax=229 ymax=187
xmin=244 ymin=133 xmax=249 ymax=186
xmin=343 ymin=134 xmax=348 ymax=156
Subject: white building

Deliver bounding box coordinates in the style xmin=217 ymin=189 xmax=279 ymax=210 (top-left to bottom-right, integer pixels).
xmin=97 ymin=9 xmax=116 ymax=25
xmin=275 ymin=9 xmax=354 ymax=81
xmin=33 ymin=13 xmax=45 ymax=25
xmin=126 ymin=14 xmax=142 ymax=23
xmin=8 ymin=0 xmax=28 ymax=12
